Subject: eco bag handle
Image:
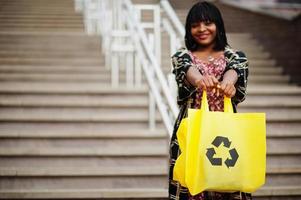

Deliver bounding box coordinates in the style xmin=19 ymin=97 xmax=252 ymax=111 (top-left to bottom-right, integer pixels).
xmin=201 ymin=91 xmax=233 ymax=113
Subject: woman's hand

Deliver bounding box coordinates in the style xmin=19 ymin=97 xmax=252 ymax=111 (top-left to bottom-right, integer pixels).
xmin=219 ymin=69 xmax=238 ymax=98
xmin=219 ymin=81 xmax=236 ymax=98
xmin=195 ymin=75 xmax=219 ymax=90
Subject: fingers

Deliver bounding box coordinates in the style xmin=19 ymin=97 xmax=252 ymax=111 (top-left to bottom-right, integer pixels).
xmin=197 ymin=75 xmax=219 ymax=90
xmin=196 ymin=76 xmax=236 ymax=97
xmin=220 ymin=82 xmax=236 ymax=98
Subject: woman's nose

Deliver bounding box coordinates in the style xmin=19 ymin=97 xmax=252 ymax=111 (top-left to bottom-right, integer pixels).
xmin=197 ymin=23 xmax=206 ymax=32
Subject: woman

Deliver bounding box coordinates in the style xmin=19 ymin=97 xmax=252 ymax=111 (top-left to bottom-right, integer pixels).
xmin=169 ymin=1 xmax=250 ymax=200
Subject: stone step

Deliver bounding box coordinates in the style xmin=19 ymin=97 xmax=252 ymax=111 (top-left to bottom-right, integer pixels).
xmin=0 ymin=50 xmax=103 ymax=58
xmin=0 ymin=137 xmax=167 ymax=150
xmin=0 ymin=165 xmax=301 ymax=189
xmin=0 ymin=107 xmax=162 ymax=123
xmin=0 ymin=43 xmax=101 ymax=51
xmin=0 ymin=28 xmax=84 ymax=32
xmin=0 ymin=14 xmax=82 ymax=21
xmin=0 ymin=20 xmax=83 ymax=26
xmin=249 ymin=67 xmax=283 ymax=75
xmin=0 ymin=82 xmax=300 ymax=96
xmin=0 ymin=94 xmax=147 ymax=108
xmin=0 ymin=73 xmax=112 ymax=82
xmin=0 ymin=34 xmax=100 ymax=42
xmin=0 ymin=82 xmax=147 ymax=94
xmin=241 ymin=96 xmax=301 ymax=107
xmin=0 ymin=156 xmax=168 ymax=169
xmin=0 ymin=73 xmax=288 ymax=84
xmin=0 ymin=188 xmax=168 ymax=199
xmin=0 ymin=134 xmax=299 ymax=164
xmin=1 ymin=93 xmax=300 ymax=108
xmin=0 ymin=128 xmax=166 ymax=138
xmin=0 ymin=24 xmax=83 ymax=28
xmin=0 ymin=95 xmax=301 ymax=118
xmin=0 ymin=65 xmax=107 ymax=73
xmin=0 ymin=166 xmax=167 ymax=177
xmin=0 ymin=119 xmax=165 ymax=132
xmin=0 ymin=145 xmax=167 ymax=157
xmin=0 ymin=187 xmax=300 ymax=200
xmin=0 ymin=64 xmax=284 ymax=76
xmin=254 ymin=186 xmax=301 ymax=200
xmin=0 ymin=57 xmax=104 ymax=66
xmin=0 ymin=11 xmax=81 ymax=15
xmin=0 ymin=174 xmax=167 ymax=190
xmin=239 ymin=107 xmax=301 ymax=121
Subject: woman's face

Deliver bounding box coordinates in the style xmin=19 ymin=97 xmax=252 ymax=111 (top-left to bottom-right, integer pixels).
xmin=191 ymin=21 xmax=217 ymax=48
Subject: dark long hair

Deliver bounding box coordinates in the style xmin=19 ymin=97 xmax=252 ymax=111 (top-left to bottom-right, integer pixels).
xmin=185 ymin=1 xmax=228 ymax=51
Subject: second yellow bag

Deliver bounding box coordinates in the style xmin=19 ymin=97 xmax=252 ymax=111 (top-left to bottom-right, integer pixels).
xmin=173 ymin=92 xmax=266 ymax=195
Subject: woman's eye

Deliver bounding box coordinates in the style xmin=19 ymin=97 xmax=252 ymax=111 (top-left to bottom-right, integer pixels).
xmin=204 ymin=21 xmax=212 ymax=25
xmin=191 ymin=24 xmax=198 ymax=28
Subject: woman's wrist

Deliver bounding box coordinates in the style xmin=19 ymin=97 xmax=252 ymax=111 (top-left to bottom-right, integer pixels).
xmin=223 ymin=69 xmax=238 ymax=85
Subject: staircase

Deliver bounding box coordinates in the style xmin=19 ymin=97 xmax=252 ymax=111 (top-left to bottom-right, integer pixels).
xmin=1 ymin=0 xmax=301 ymax=199
xmin=165 ymin=1 xmax=301 ymax=200
xmin=0 ymin=0 xmax=168 ymax=199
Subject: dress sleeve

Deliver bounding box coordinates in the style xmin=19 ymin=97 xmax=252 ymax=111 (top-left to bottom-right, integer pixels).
xmin=171 ymin=49 xmax=197 ymax=105
xmin=224 ymin=51 xmax=249 ymax=104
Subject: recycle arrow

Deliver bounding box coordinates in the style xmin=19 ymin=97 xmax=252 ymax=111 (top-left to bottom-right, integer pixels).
xmin=212 ymin=136 xmax=231 ymax=148
xmin=225 ymin=148 xmax=239 ymax=168
xmin=206 ymin=148 xmax=222 ymax=166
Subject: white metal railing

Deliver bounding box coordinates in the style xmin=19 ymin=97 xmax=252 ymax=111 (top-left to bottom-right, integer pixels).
xmin=75 ymin=0 xmax=181 ymax=136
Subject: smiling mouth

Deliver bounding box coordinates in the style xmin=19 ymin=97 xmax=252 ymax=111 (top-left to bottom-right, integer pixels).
xmin=197 ymin=35 xmax=209 ymax=40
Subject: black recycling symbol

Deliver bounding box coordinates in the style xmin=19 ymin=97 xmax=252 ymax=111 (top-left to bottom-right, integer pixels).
xmin=206 ymin=136 xmax=239 ymax=168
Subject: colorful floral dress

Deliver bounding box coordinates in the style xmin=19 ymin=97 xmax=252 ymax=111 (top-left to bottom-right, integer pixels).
xmin=189 ymin=52 xmax=226 ymax=111
xmin=169 ymin=47 xmax=250 ymax=200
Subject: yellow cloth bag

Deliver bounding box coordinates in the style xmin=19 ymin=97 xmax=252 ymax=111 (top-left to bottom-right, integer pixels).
xmin=173 ymin=91 xmax=266 ymax=195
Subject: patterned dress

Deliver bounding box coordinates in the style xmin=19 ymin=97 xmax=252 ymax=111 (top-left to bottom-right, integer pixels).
xmin=169 ymin=47 xmax=250 ymax=200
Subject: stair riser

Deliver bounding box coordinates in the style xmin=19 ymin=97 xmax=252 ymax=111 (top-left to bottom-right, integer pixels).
xmin=239 ymin=108 xmax=301 ymax=119
xmin=0 ymin=176 xmax=168 ymax=190
xmin=0 ymin=157 xmax=168 ymax=168
xmin=0 ymin=52 xmax=103 ymax=58
xmin=0 ymin=107 xmax=162 ymax=121
xmin=0 ymin=138 xmax=168 ymax=149
xmin=0 ymin=27 xmax=83 ymax=30
xmin=268 ymin=155 xmax=301 ymax=167
xmin=0 ymin=46 xmax=101 ymax=52
xmin=0 ymin=66 xmax=107 ymax=73
xmin=0 ymin=75 xmax=288 ymax=84
xmin=0 ymin=173 xmax=298 ymax=190
xmin=0 ymin=141 xmax=298 ymax=158
xmin=0 ymin=154 xmax=298 ymax=169
xmin=0 ymin=15 xmax=82 ymax=19
xmin=265 ymin=174 xmax=301 ymax=186
xmin=1 ymin=107 xmax=299 ymax=122
xmin=0 ymin=122 xmax=165 ymax=132
xmin=0 ymin=60 xmax=104 ymax=66
xmin=0 ymin=37 xmax=100 ymax=44
xmin=266 ymin=123 xmax=301 ymax=137
xmin=0 ymin=137 xmax=298 ymax=153
xmin=0 ymin=94 xmax=147 ymax=107
xmin=0 ymin=22 xmax=83 ymax=26
xmin=0 ymin=67 xmax=283 ymax=76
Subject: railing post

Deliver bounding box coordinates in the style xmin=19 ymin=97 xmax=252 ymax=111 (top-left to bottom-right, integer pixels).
xmin=134 ymin=52 xmax=142 ymax=87
xmin=75 ymin=0 xmax=84 ymax=12
xmin=111 ymin=52 xmax=119 ymax=87
xmin=154 ymin=5 xmax=161 ymax=66
xmin=148 ymin=60 xmax=156 ymax=131
xmin=126 ymin=50 xmax=134 ymax=88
